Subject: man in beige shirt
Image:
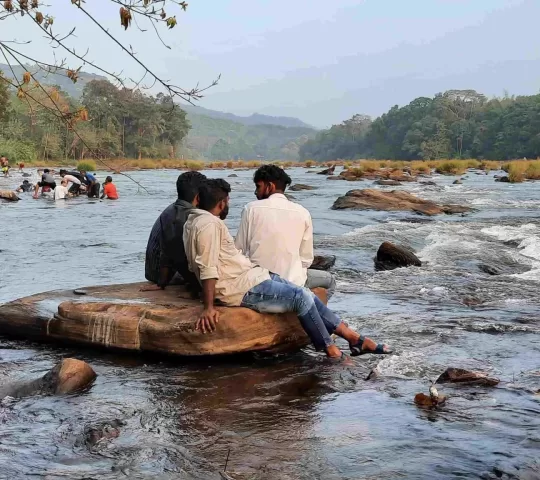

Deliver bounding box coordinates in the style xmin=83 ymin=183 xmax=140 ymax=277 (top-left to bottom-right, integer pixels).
xmin=235 ymin=165 xmax=336 ymax=297
xmin=183 ymin=179 xmax=392 ymax=360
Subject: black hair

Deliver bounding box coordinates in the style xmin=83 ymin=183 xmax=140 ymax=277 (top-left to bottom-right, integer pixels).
xmin=44 ymin=168 xmax=50 ymax=173
xmin=59 ymin=169 xmax=67 ymax=176
xmin=176 ymin=171 xmax=207 ymax=202
xmin=198 ymin=179 xmax=231 ymax=211
xmin=253 ymin=164 xmax=292 ymax=191
xmin=105 ymin=176 xmax=113 ymax=183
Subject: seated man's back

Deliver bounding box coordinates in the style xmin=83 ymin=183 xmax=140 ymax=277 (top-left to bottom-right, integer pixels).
xmin=236 ymin=193 xmax=312 ymax=286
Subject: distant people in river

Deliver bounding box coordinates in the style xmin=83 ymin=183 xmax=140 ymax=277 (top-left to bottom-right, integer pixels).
xmin=80 ymin=170 xmax=100 ymax=198
xmin=183 ymin=178 xmax=393 ymax=361
xmin=143 ymin=171 xmax=207 ymax=296
xmin=101 ymin=176 xmax=119 ymax=200
xmin=54 ymin=179 xmax=70 ymax=200
xmin=59 ymin=169 xmax=83 ymax=196
xmin=18 ymin=162 xmax=24 ymax=172
xmin=1 ymin=157 xmax=9 ymax=177
xmin=33 ymin=169 xmax=56 ymax=198
xmin=236 ymin=165 xmax=336 ymax=298
xmin=17 ymin=180 xmax=34 ymax=193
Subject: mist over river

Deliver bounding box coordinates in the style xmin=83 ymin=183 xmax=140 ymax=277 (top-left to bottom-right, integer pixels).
xmin=0 ymin=167 xmax=539 ymax=479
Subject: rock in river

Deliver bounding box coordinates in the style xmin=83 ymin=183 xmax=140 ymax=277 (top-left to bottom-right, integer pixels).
xmin=0 ymin=358 xmax=96 ymax=399
xmin=435 ymin=368 xmax=500 ymax=387
xmin=374 ymin=241 xmax=422 ymax=271
xmin=289 ymin=184 xmax=317 ymax=191
xmin=373 ymin=179 xmax=402 ymax=186
xmin=0 ymin=190 xmax=20 ymax=202
xmin=311 ymin=255 xmax=336 ymax=271
xmin=317 ymin=165 xmax=335 ymax=175
xmin=331 ymin=189 xmax=472 ymax=216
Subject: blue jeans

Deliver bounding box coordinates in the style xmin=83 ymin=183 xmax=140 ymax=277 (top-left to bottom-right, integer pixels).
xmin=241 ymin=274 xmax=342 ymax=350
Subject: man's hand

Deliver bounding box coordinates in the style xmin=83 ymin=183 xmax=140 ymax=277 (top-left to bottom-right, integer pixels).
xmin=139 ymin=284 xmax=162 ymax=292
xmin=196 ymin=307 xmax=220 ymax=334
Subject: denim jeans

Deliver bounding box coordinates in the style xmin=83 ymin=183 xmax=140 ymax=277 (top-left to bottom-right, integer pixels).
xmin=241 ymin=273 xmax=342 ymax=350
xmin=305 ymin=269 xmax=336 ymax=299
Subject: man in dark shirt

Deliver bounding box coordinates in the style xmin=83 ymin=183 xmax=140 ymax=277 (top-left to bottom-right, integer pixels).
xmin=81 ymin=170 xmax=100 ymax=198
xmin=33 ymin=169 xmax=56 ymax=198
xmin=143 ymin=171 xmax=207 ymax=295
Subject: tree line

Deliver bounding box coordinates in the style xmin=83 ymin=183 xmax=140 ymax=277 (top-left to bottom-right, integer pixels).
xmin=0 ymin=76 xmax=189 ymax=163
xmin=299 ymin=90 xmax=540 ymax=161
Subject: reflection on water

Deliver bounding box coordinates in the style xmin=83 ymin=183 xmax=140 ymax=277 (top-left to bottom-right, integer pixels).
xmin=1 ymin=168 xmax=540 ymax=479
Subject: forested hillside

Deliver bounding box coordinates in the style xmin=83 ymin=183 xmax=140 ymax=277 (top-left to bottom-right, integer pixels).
xmin=300 ymin=90 xmax=540 ymax=161
xmin=0 ymin=65 xmax=316 ymax=161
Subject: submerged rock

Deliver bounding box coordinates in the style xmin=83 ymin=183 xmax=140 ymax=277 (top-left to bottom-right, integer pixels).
xmin=478 ymin=264 xmax=502 ymax=276
xmin=453 ymin=179 xmax=463 ymax=185
xmin=311 ymin=255 xmax=336 ymax=271
xmin=373 ymin=179 xmax=402 ymax=186
xmin=317 ymin=165 xmax=335 ymax=175
xmin=419 ymin=181 xmax=437 ymax=186
xmin=374 ymin=241 xmax=422 ymax=271
xmin=414 ymin=392 xmax=447 ymax=408
xmin=0 ymin=358 xmax=96 ymax=399
xmin=0 ymin=190 xmax=20 ymax=202
xmin=289 ymin=184 xmax=317 ymax=191
xmin=228 ymin=174 xmax=238 ymax=178
xmin=496 ymin=176 xmax=510 ymax=182
xmin=83 ymin=419 xmax=124 ymax=449
xmin=332 ymin=189 xmax=472 ymax=216
xmin=435 ymin=368 xmax=500 ymax=386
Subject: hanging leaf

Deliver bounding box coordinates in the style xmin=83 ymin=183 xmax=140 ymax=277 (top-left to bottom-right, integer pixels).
xmin=143 ymin=0 xmax=151 ymax=6
xmin=77 ymin=108 xmax=89 ymax=121
xmin=30 ymin=0 xmax=37 ymax=8
xmin=179 ymin=2 xmax=188 ymax=11
xmin=3 ymin=0 xmax=13 ymax=12
xmin=67 ymin=69 xmax=79 ymax=83
xmin=22 ymin=71 xmax=31 ymax=84
xmin=119 ymin=7 xmax=131 ymax=30
xmin=35 ymin=10 xmax=43 ymax=23
xmin=16 ymin=87 xmax=25 ymax=99
xmin=166 ymin=16 xmax=176 ymax=29
xmin=160 ymin=8 xmax=166 ymax=19
xmin=50 ymin=88 xmax=59 ymax=102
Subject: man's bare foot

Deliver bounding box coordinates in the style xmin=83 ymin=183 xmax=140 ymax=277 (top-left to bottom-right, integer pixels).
xmin=139 ymin=284 xmax=162 ymax=292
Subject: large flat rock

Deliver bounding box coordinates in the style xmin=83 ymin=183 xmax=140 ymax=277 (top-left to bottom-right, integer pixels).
xmin=331 ymin=189 xmax=472 ymax=215
xmin=0 ymin=282 xmax=327 ymax=356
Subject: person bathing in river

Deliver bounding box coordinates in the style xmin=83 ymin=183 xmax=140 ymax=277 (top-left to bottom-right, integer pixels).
xmin=17 ymin=180 xmax=33 ymax=193
xmin=235 ymin=165 xmax=336 ymax=298
xmin=54 ymin=179 xmax=70 ymax=200
xmin=143 ymin=171 xmax=206 ymax=296
xmin=100 ymin=176 xmax=119 ymax=200
xmin=59 ymin=169 xmax=83 ymax=196
xmin=183 ymin=178 xmax=393 ymax=360
xmin=80 ymin=170 xmax=100 ymax=198
xmin=33 ymin=169 xmax=56 ymax=198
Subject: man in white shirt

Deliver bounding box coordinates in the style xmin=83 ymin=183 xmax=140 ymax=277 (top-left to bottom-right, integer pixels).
xmin=235 ymin=165 xmax=336 ymax=298
xmin=53 ymin=179 xmax=70 ymax=200
xmin=60 ymin=169 xmax=83 ymax=195
xmin=183 ymin=178 xmax=392 ymax=360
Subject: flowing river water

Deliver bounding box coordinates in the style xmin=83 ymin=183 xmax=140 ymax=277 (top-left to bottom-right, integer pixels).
xmin=0 ymin=167 xmax=539 ymax=479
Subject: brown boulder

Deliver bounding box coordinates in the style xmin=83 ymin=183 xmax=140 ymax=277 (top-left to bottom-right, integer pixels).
xmin=289 ymin=184 xmax=317 ymax=191
xmin=0 ymin=358 xmax=96 ymax=399
xmin=317 ymin=165 xmax=335 ymax=175
xmin=0 ymin=282 xmax=328 ymax=356
xmin=311 ymin=255 xmax=336 ymax=271
xmin=436 ymin=368 xmax=500 ymax=387
xmin=374 ymin=179 xmax=402 ymax=186
xmin=331 ymin=189 xmax=472 ymax=216
xmin=414 ymin=392 xmax=447 ymax=408
xmin=0 ymin=190 xmax=20 ymax=201
xmin=374 ymin=241 xmax=421 ymax=271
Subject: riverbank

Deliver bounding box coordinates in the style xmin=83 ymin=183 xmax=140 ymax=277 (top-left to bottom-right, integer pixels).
xmin=18 ymin=157 xmax=540 ymax=184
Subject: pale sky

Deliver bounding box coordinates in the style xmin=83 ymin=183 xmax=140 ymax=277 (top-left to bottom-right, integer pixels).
xmin=1 ymin=0 xmax=537 ymax=126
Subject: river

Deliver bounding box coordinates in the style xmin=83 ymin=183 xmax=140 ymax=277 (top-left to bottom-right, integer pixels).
xmin=0 ymin=167 xmax=539 ymax=479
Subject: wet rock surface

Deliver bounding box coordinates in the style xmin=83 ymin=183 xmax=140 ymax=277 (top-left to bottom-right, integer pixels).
xmin=332 ymin=189 xmax=473 ymax=215
xmin=436 ymin=368 xmax=500 ymax=386
xmin=310 ymin=255 xmax=336 ymax=271
xmin=289 ymin=184 xmax=317 ymax=191
xmin=374 ymin=241 xmax=422 ymax=271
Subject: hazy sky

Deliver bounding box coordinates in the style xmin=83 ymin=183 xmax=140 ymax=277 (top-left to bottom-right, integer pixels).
xmin=2 ymin=0 xmax=538 ymax=126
